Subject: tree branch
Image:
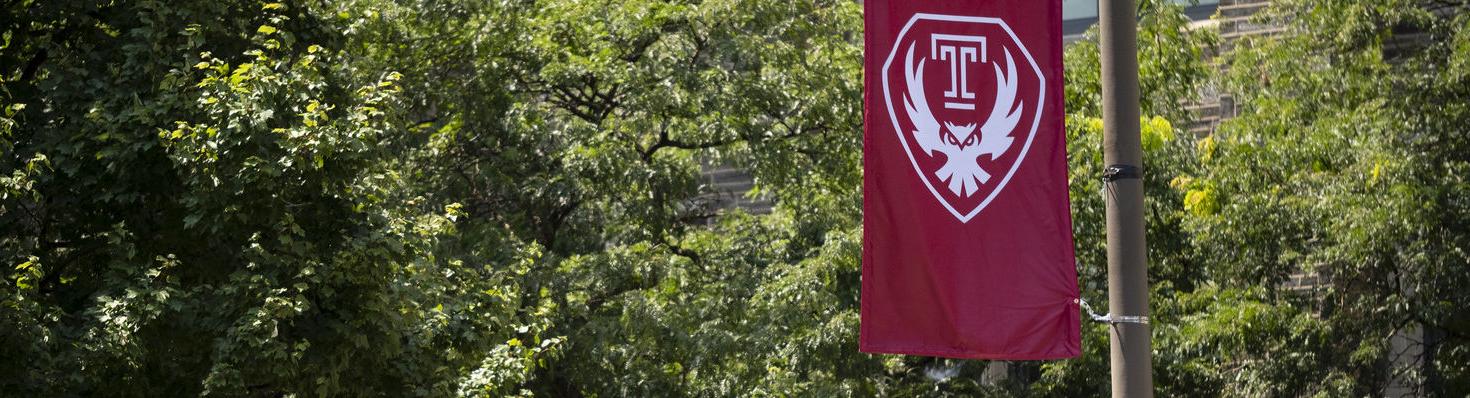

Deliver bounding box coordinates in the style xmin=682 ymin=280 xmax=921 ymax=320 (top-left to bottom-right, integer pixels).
xmin=639 ymin=124 xmax=742 ymax=162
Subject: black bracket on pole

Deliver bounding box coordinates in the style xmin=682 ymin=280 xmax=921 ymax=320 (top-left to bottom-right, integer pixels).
xmin=1102 ymin=164 xmax=1142 ymax=182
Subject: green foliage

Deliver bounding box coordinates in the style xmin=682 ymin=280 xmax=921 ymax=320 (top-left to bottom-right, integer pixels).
xmin=0 ymin=1 xmax=544 ymax=395
xmin=1185 ymin=0 xmax=1470 ymax=395
xmin=2 ymin=0 xmax=1468 ymax=396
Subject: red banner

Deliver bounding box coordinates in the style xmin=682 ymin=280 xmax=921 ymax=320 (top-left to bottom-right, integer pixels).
xmin=861 ymin=0 xmax=1079 ymax=359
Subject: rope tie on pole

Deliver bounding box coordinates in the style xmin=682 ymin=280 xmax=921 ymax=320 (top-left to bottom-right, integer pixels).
xmin=1102 ymin=164 xmax=1142 ymax=181
xmin=1100 ymin=164 xmax=1142 ymax=201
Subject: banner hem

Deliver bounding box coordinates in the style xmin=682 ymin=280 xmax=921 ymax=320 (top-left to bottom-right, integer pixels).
xmin=859 ymin=343 xmax=1080 ymax=361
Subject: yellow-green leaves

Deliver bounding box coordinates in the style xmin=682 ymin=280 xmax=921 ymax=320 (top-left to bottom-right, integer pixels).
xmin=1070 ymin=115 xmax=1174 ymax=153
xmin=1087 ymin=117 xmax=1104 ymax=133
xmin=1371 ymin=161 xmax=1382 ymax=182
xmin=445 ymin=202 xmax=465 ymax=221
xmin=1171 ymin=174 xmax=1218 ymax=218
xmin=1195 ymin=134 xmax=1216 ymax=161
xmin=1183 ymin=184 xmax=1219 ymax=217
xmin=1141 ymin=115 xmax=1176 ymax=152
xmin=12 ymin=257 xmax=41 ymax=292
xmin=301 ymin=100 xmax=327 ymax=127
xmin=228 ymin=62 xmax=254 ymax=89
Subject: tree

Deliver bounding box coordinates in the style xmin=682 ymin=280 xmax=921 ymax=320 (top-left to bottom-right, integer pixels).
xmin=1180 ymin=0 xmax=1470 ymax=395
xmin=0 ymin=1 xmax=546 ymax=395
xmin=4 ymin=0 xmax=1469 ymax=396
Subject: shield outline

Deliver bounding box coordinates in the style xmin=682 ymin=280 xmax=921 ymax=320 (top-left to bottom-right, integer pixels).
xmin=881 ymin=13 xmax=1047 ymax=223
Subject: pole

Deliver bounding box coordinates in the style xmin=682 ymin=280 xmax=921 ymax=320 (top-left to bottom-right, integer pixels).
xmin=1099 ymin=0 xmax=1153 ymax=396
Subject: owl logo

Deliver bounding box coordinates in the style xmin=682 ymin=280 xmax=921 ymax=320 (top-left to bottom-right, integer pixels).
xmin=882 ymin=14 xmax=1046 ymax=222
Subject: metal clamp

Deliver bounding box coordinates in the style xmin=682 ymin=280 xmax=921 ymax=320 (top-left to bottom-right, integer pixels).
xmin=1077 ymin=298 xmax=1150 ymax=325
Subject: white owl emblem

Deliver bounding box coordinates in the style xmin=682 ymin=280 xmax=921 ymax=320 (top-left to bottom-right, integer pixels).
xmin=881 ymin=14 xmax=1046 ymax=222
